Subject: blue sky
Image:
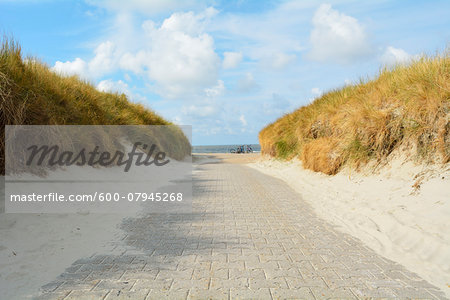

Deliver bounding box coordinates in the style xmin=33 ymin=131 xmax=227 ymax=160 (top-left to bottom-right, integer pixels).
xmin=1 ymin=0 xmax=449 ymax=145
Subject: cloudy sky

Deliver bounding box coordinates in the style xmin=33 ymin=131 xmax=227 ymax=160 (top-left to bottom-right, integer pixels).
xmin=1 ymin=0 xmax=449 ymax=145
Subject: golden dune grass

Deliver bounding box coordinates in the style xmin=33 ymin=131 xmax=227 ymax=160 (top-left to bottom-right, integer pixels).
xmin=259 ymin=53 xmax=449 ymax=175
xmin=0 ymin=38 xmax=191 ymax=174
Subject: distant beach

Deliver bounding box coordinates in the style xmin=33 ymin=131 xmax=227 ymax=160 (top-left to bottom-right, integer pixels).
xmin=192 ymin=144 xmax=260 ymax=153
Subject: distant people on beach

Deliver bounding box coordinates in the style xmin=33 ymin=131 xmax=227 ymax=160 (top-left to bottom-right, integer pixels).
xmin=230 ymin=145 xmax=253 ymax=154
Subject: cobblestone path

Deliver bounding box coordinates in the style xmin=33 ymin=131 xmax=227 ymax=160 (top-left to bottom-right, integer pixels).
xmin=37 ymin=158 xmax=446 ymax=299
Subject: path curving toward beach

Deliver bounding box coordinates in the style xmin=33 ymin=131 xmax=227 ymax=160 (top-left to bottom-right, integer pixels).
xmin=36 ymin=154 xmax=446 ymax=299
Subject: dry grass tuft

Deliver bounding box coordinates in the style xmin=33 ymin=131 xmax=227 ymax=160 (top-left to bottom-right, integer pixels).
xmin=260 ymin=52 xmax=449 ymax=175
xmin=300 ymin=137 xmax=343 ymax=175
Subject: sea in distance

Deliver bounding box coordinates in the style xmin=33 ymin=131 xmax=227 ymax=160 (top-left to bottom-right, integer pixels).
xmin=193 ymin=144 xmax=261 ymax=153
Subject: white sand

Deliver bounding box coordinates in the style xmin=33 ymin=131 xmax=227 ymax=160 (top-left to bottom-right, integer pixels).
xmin=249 ymin=157 xmax=450 ymax=296
xmin=0 ymin=205 xmax=128 ymax=299
xmin=0 ymin=156 xmax=191 ymax=299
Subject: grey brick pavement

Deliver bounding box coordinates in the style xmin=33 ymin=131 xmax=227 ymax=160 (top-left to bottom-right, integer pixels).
xmin=36 ymin=159 xmax=447 ymax=299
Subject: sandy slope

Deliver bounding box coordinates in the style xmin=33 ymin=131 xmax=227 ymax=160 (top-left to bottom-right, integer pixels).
xmin=0 ymin=204 xmax=128 ymax=299
xmin=0 ymin=158 xmax=190 ymax=299
xmin=249 ymin=157 xmax=450 ymax=296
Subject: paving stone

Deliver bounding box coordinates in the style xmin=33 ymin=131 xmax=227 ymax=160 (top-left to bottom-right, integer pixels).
xmin=286 ymin=277 xmax=327 ymax=288
xmin=392 ymin=287 xmax=436 ymax=298
xmin=157 ymin=269 xmax=193 ymax=280
xmin=249 ymin=278 xmax=289 ymax=289
xmin=310 ymin=287 xmax=358 ymax=299
xmin=85 ymin=271 xmax=126 ymax=281
xmin=56 ymin=271 xmax=91 ymax=282
xmin=94 ymin=279 xmax=136 ymax=291
xmin=41 ymin=281 xmax=65 ymax=293
xmin=120 ymin=270 xmax=158 ymax=281
xmin=265 ymin=268 xmax=302 ymax=279
xmin=211 ymin=261 xmax=245 ymax=271
xmin=171 ymin=279 xmax=209 ymax=290
xmin=229 ymin=268 xmax=266 ymax=280
xmin=105 ymin=289 xmax=150 ymax=300
xmin=56 ymin=279 xmax=100 ymax=292
xmin=270 ymin=287 xmax=315 ymax=299
xmin=64 ymin=290 xmax=108 ymax=300
xmin=230 ymin=287 xmax=272 ymax=299
xmin=132 ymin=279 xmax=173 ymax=290
xmin=210 ymin=278 xmax=249 ymax=289
xmin=188 ymin=288 xmax=229 ymax=300
xmin=146 ymin=289 xmax=188 ymax=300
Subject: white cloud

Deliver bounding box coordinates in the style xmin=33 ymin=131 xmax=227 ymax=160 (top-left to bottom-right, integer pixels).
xmin=96 ymin=79 xmax=148 ymax=102
xmin=239 ymin=115 xmax=247 ymax=126
xmin=223 ymin=52 xmax=243 ymax=69
xmin=309 ymin=87 xmax=323 ymax=103
xmin=146 ymin=32 xmax=219 ymax=97
xmin=380 ymin=46 xmax=416 ymax=66
xmin=96 ymin=79 xmax=129 ymax=94
xmin=308 ymin=4 xmax=372 ymax=64
xmin=52 ymin=41 xmax=117 ymax=79
xmin=119 ymin=50 xmax=149 ymax=75
xmin=53 ymin=8 xmax=221 ymax=99
xmin=23 ymin=57 xmax=38 ymax=64
xmin=204 ymin=80 xmax=225 ymax=97
xmin=86 ymin=0 xmax=204 ymax=15
xmin=236 ymin=72 xmax=258 ymax=93
xmin=123 ymin=9 xmax=221 ymax=98
xmin=172 ymin=115 xmax=184 ymax=125
xmin=182 ymin=104 xmax=218 ymax=118
xmin=272 ymin=52 xmax=296 ymax=69
xmin=52 ymin=58 xmax=88 ymax=77
xmin=211 ymin=1 xmax=307 ymax=63
xmin=88 ymin=41 xmax=117 ymax=77
xmin=309 ymin=87 xmax=324 ymax=102
xmin=160 ymin=7 xmax=218 ymax=35
xmin=311 ymin=87 xmax=322 ymax=96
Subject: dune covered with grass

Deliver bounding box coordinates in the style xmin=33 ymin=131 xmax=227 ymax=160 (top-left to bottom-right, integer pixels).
xmin=259 ymin=53 xmax=449 ymax=174
xmin=0 ymin=38 xmax=191 ymax=174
